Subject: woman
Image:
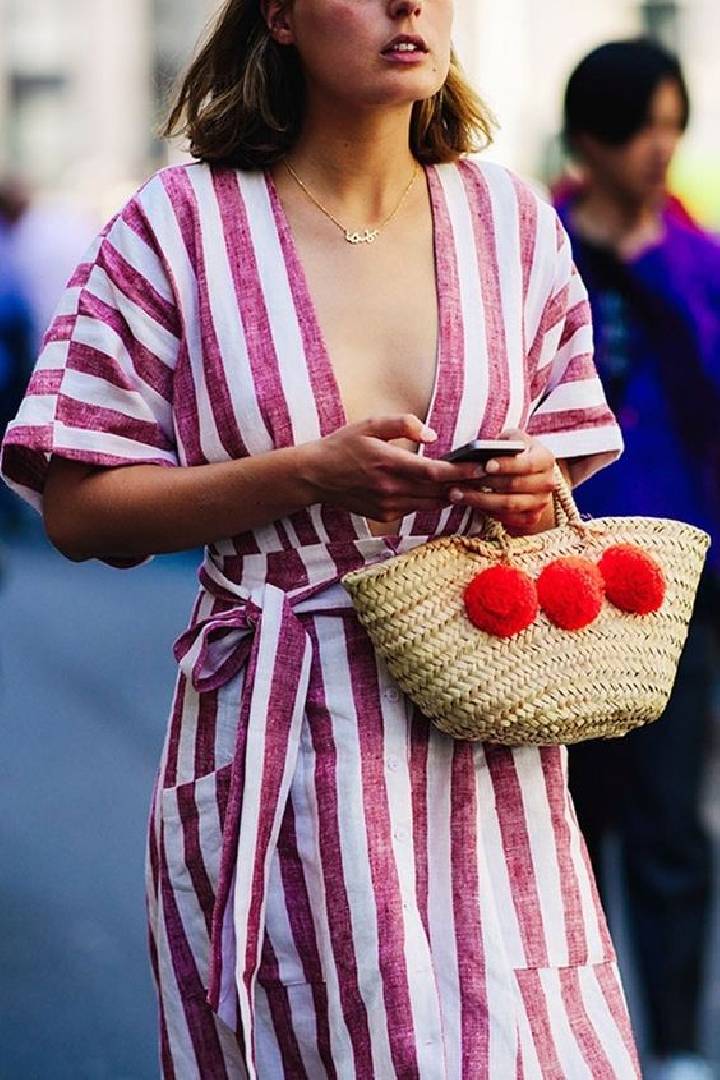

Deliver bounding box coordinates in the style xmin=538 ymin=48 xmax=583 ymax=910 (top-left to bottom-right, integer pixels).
xmin=1 ymin=1 xmax=637 ymax=1076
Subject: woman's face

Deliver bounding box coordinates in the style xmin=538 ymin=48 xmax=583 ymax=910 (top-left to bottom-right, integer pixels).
xmin=266 ymin=0 xmax=453 ymax=110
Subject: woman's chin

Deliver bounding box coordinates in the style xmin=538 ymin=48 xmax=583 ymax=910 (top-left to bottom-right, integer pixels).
xmin=355 ymin=75 xmax=443 ymax=111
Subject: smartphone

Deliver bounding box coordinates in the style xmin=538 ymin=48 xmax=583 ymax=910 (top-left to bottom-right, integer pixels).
xmin=442 ymin=439 xmax=526 ymax=464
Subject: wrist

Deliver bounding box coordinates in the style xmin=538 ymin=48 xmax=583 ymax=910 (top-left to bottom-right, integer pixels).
xmin=294 ymin=439 xmax=327 ymax=505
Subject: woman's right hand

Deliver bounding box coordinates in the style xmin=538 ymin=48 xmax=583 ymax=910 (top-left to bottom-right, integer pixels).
xmin=298 ymin=414 xmax=482 ymax=523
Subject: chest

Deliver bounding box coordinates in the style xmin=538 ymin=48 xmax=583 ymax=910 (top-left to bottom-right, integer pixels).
xmin=178 ymin=168 xmax=532 ymax=466
xmin=288 ymin=201 xmax=439 ymax=428
xmin=303 ymin=236 xmax=438 ymax=426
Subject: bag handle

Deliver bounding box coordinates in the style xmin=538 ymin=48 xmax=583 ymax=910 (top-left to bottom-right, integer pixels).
xmin=481 ymin=466 xmax=584 ymax=545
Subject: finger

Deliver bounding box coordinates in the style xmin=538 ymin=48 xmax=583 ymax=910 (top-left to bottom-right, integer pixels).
xmin=374 ymin=474 xmax=477 ymax=505
xmin=484 ymin=437 xmax=554 ymax=478
xmin=362 ymin=496 xmax=451 ymax=521
xmin=465 ymin=471 xmax=557 ymax=496
xmin=476 ymin=428 xmax=531 ymax=474
xmin=362 ymin=414 xmax=437 ymax=445
xmin=485 ymin=449 xmax=555 ymax=478
xmin=393 ymin=456 xmax=486 ymax=486
xmin=371 ymin=444 xmax=486 ymax=486
xmin=449 ymin=490 xmax=551 ymax=515
xmin=487 ymin=427 xmax=533 ymax=452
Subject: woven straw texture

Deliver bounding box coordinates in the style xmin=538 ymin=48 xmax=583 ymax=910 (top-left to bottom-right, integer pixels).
xmin=343 ymin=487 xmax=710 ymax=745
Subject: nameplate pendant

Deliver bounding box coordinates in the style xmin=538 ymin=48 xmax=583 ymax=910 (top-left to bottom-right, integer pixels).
xmin=345 ymin=229 xmax=380 ymax=245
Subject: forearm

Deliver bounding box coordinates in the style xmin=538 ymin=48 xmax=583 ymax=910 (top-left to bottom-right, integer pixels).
xmin=43 ymin=446 xmax=318 ymax=562
xmin=42 ymin=413 xmax=472 ymax=563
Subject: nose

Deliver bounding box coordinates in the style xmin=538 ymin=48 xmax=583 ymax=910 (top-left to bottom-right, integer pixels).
xmin=388 ymin=0 xmax=423 ymax=17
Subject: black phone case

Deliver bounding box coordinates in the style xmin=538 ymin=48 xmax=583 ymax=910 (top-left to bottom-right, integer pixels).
xmin=443 ymin=442 xmax=525 ymax=464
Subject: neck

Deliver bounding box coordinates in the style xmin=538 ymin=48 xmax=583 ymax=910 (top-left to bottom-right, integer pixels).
xmin=573 ymin=182 xmax=664 ymax=250
xmin=284 ymin=95 xmax=419 ymax=221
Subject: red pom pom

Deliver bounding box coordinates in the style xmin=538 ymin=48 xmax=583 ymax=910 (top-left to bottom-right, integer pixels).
xmin=537 ymin=557 xmax=605 ymax=631
xmin=464 ymin=565 xmax=538 ymax=638
xmin=598 ymin=544 xmax=666 ymax=615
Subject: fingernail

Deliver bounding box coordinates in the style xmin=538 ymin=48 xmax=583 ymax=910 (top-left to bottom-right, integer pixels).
xmin=449 ymin=488 xmax=463 ymax=503
xmin=485 ymin=459 xmax=500 ymax=473
xmin=422 ymin=425 xmax=437 ymax=442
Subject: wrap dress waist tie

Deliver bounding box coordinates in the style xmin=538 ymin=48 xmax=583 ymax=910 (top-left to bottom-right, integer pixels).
xmin=171 ymin=542 xmax=400 ymax=1076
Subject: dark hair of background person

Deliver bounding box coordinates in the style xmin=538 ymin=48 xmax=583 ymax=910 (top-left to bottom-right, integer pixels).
xmin=563 ymin=37 xmax=690 ymax=151
xmin=0 ymin=178 xmax=29 ymax=226
xmin=162 ymin=0 xmax=495 ymax=169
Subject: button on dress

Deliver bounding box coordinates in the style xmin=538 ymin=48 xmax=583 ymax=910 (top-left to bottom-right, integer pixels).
xmin=1 ymin=159 xmax=639 ymax=1079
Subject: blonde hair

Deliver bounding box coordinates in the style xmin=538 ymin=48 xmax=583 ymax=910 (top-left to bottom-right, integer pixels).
xmin=163 ymin=0 xmax=494 ymax=168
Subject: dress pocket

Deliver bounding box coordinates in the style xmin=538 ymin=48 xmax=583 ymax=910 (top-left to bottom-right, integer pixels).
xmin=160 ymin=763 xmax=233 ymax=997
xmin=514 ymin=960 xmax=639 ymax=1078
xmin=481 ymin=745 xmax=616 ymax=971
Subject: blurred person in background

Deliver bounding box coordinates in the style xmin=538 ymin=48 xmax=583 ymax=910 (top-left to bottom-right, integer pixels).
xmin=1 ymin=0 xmax=642 ymax=1076
xmin=555 ymin=39 xmax=720 ymax=1080
xmin=0 ymin=177 xmax=95 ymax=353
xmin=0 ymin=189 xmax=33 ymax=535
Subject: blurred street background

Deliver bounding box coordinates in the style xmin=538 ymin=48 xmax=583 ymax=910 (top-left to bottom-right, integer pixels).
xmin=2 ymin=1 xmax=720 ymax=228
xmin=1 ymin=0 xmax=720 ymax=1077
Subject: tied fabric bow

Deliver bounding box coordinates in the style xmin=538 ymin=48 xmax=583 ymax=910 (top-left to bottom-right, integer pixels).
xmin=174 ymin=600 xmax=261 ymax=693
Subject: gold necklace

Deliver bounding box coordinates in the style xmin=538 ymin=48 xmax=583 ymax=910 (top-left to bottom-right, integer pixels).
xmin=282 ymin=159 xmax=420 ymax=245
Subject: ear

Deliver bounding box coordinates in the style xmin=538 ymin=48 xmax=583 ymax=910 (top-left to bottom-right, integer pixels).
xmin=261 ymin=1 xmax=295 ymax=46
xmin=573 ymin=133 xmax=610 ymax=169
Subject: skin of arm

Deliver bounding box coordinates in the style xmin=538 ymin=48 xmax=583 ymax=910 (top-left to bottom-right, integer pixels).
xmin=44 ymin=446 xmax=331 ymax=562
xmin=42 ymin=416 xmax=564 ymax=562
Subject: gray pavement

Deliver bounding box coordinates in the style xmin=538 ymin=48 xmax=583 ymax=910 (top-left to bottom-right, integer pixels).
xmin=0 ymin=518 xmax=198 ymax=1080
xmin=0 ymin=514 xmax=718 ymax=1078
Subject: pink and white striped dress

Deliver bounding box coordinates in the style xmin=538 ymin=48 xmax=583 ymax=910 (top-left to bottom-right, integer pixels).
xmin=2 ymin=158 xmax=639 ymax=1079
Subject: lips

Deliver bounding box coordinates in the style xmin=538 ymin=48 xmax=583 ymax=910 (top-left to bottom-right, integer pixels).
xmin=381 ymin=34 xmax=428 ymax=56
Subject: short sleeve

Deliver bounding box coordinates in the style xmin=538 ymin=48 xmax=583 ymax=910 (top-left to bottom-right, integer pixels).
xmin=0 ymin=182 xmax=181 ymax=512
xmin=526 ymin=215 xmax=623 ymax=486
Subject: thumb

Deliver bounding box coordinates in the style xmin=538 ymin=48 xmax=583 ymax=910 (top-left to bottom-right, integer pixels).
xmin=499 ymin=428 xmax=531 ymax=446
xmin=361 ymin=414 xmax=437 ymax=445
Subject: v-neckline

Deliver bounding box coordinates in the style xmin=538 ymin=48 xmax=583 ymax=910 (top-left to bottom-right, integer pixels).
xmin=264 ymin=164 xmax=449 ymax=539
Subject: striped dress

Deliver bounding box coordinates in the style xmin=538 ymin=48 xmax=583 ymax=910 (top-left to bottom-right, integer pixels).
xmin=1 ymin=158 xmax=639 ymax=1079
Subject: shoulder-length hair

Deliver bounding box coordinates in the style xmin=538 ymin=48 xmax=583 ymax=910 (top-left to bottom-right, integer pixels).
xmin=163 ymin=0 xmax=494 ymax=169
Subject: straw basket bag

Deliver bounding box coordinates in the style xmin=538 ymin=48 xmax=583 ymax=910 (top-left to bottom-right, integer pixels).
xmin=343 ymin=472 xmax=710 ymax=745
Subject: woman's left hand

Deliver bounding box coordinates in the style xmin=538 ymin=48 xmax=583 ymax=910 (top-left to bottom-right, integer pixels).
xmin=447 ymin=431 xmax=558 ymax=536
